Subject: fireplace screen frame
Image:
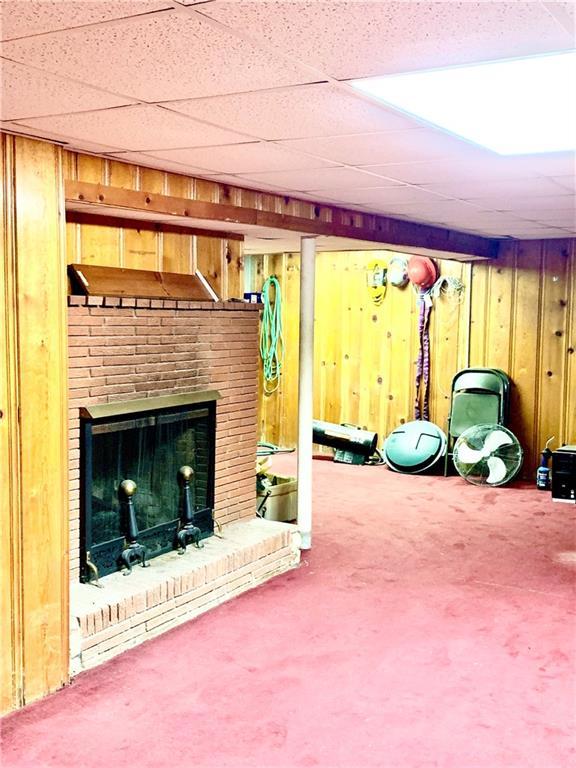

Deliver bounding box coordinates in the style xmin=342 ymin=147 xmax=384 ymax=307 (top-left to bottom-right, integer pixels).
xmin=79 ymin=392 xmax=220 ymax=582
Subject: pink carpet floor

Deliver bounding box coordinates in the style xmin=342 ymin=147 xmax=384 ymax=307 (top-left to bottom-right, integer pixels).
xmin=2 ymin=459 xmax=575 ymax=768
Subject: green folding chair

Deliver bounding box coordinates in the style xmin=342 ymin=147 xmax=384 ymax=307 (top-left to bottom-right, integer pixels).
xmin=444 ymin=368 xmax=510 ymax=475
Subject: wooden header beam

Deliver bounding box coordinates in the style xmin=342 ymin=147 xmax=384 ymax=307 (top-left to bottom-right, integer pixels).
xmin=66 ymin=211 xmax=244 ymax=241
xmin=65 ymin=180 xmax=498 ymax=261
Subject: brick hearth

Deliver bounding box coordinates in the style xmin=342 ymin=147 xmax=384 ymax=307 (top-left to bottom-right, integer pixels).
xmin=70 ymin=519 xmax=299 ymax=673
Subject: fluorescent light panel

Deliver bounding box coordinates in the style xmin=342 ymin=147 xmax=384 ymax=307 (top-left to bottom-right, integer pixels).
xmin=351 ymin=51 xmax=576 ymax=155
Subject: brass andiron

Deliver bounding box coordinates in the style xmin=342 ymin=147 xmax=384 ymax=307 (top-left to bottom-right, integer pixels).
xmin=119 ymin=479 xmax=148 ymax=574
xmin=85 ymin=551 xmax=103 ymax=588
xmin=177 ymin=465 xmax=204 ymax=554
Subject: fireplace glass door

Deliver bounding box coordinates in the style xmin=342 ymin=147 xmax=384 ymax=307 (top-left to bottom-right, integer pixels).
xmin=81 ymin=399 xmax=216 ymax=580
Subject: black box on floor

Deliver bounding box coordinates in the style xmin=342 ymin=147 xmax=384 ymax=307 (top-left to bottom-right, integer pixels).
xmin=551 ymin=445 xmax=576 ymax=504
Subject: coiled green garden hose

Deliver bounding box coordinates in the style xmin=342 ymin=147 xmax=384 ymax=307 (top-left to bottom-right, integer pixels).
xmin=259 ymin=276 xmax=284 ymax=395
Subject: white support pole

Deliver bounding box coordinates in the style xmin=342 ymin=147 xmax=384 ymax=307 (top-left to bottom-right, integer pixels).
xmin=297 ymin=236 xmax=316 ymax=549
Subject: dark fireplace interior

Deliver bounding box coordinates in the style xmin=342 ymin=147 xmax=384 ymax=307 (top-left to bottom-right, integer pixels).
xmin=80 ymin=393 xmax=218 ymax=581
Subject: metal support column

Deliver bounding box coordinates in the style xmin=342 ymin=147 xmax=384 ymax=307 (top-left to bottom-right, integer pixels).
xmin=297 ymin=236 xmax=316 ymax=549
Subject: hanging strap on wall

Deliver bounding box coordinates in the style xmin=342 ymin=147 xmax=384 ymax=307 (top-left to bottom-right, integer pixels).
xmin=414 ymin=291 xmax=432 ymax=421
xmin=259 ymin=276 xmax=284 ymax=395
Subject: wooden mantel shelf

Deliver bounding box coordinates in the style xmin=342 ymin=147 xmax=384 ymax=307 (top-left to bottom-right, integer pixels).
xmin=64 ymin=180 xmax=498 ymax=261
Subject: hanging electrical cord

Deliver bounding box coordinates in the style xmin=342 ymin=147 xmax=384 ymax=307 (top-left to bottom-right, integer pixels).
xmin=431 ymin=276 xmax=466 ymax=399
xmin=430 ymin=275 xmax=465 ymax=304
xmin=259 ymin=275 xmax=284 ymax=395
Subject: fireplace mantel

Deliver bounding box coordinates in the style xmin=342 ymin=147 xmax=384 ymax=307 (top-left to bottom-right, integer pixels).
xmin=80 ymin=390 xmax=221 ymax=420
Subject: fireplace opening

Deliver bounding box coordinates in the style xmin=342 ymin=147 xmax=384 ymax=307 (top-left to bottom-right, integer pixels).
xmin=80 ymin=392 xmax=219 ymax=581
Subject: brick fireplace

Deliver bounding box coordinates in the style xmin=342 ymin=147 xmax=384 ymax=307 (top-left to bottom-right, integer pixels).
xmin=67 ymin=296 xmax=299 ymax=672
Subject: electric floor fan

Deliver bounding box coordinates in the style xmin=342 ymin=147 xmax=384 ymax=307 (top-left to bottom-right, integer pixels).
xmin=452 ymin=424 xmax=523 ymax=486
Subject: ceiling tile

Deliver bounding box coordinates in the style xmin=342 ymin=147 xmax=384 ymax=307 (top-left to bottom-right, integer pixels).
xmin=421 ymin=177 xmax=568 ymax=200
xmin=503 ymin=228 xmax=572 ymax=238
xmin=15 ymin=105 xmax=250 ymax=151
xmin=150 ymin=143 xmax=338 ymax=174
xmin=276 ymin=190 xmax=354 ymax=206
xmin=466 ymin=194 xmax=576 ymax=212
xmin=515 ymin=208 xmax=576 ymax=226
xmin=0 ymin=120 xmax=123 ymax=151
xmin=201 ymin=1 xmax=573 ymax=79
xmin=438 ymin=212 xmax=530 ymax=228
xmin=542 ymin=1 xmax=576 ymax=33
xmin=362 ymin=155 xmax=542 ymax=186
xmin=281 ymin=128 xmax=474 ymax=167
xmin=322 ymin=185 xmax=450 ymax=207
xmin=236 ymin=166 xmax=405 ymax=192
xmin=105 ymin=151 xmax=209 ymax=176
xmin=515 ymin=152 xmax=576 ymax=177
xmin=0 ymin=0 xmax=172 ymax=40
xmin=525 ymin=217 xmax=576 ymax=229
xmin=1 ymin=12 xmax=316 ymax=102
xmin=551 ymin=175 xmax=576 ymax=192
xmin=0 ymin=58 xmax=133 ymax=120
xmin=162 ymin=83 xmax=420 ymax=141
xmin=201 ymin=173 xmax=291 ymax=194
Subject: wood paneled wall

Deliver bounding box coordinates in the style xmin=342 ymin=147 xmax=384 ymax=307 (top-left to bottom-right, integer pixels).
xmin=63 ymin=153 xmax=243 ymax=297
xmin=250 ymin=250 xmax=470 ymax=447
xmin=249 ymin=240 xmax=575 ymax=476
xmin=469 ymin=238 xmax=576 ymax=473
xmin=1 ymin=135 xmax=69 ymax=713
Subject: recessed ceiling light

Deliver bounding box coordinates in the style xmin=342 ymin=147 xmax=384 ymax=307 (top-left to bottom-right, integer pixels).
xmin=351 ymin=51 xmax=576 ymax=155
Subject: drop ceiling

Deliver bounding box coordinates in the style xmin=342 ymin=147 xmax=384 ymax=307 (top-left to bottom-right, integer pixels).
xmin=1 ymin=0 xmax=575 ymax=247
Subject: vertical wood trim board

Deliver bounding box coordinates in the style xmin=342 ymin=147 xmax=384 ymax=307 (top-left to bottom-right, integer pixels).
xmin=1 ymin=136 xmax=70 ymax=711
xmin=0 ymin=135 xmax=24 ymax=714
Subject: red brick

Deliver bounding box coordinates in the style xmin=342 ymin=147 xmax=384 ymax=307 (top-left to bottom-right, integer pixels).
xmin=89 ymin=384 xmax=136 ymax=397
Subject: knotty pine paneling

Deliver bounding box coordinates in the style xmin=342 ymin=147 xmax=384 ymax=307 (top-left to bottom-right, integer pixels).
xmin=62 ymin=152 xmax=243 ymax=299
xmin=469 ymin=239 xmax=575 ymax=473
xmin=250 ymin=250 xmax=471 ymax=452
xmin=249 ymin=242 xmax=575 ymax=476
